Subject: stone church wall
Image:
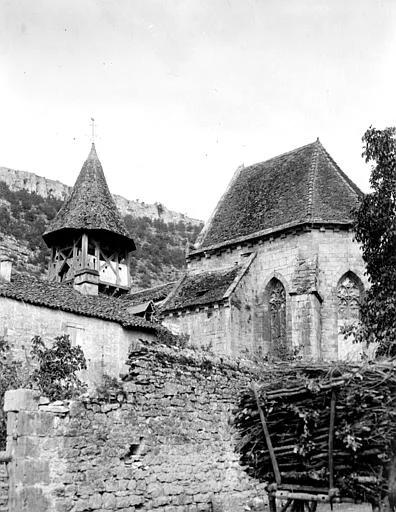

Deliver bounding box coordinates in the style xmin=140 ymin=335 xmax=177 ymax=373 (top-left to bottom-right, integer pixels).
xmin=0 ymin=298 xmax=157 ymax=385
xmin=315 ymin=229 xmax=368 ymax=360
xmin=186 ymin=227 xmax=366 ymax=360
xmin=163 ymin=306 xmax=231 ymax=353
xmin=4 ymin=345 xmax=265 ymax=512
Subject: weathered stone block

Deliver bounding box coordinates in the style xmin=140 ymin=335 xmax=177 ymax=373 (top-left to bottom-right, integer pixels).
xmin=4 ymin=389 xmax=38 ymax=413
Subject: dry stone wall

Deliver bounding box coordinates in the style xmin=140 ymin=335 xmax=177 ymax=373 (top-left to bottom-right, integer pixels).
xmin=0 ymin=459 xmax=8 ymax=512
xmin=4 ymin=343 xmax=266 ymax=512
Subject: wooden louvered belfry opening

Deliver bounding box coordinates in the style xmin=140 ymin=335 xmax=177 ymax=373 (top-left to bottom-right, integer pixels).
xmin=48 ymin=232 xmax=132 ymax=296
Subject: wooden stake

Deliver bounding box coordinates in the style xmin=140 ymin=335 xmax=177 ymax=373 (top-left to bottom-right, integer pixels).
xmin=328 ymin=390 xmax=337 ymax=489
xmin=269 ymin=495 xmax=277 ymax=512
xmin=253 ymin=383 xmax=281 ymax=485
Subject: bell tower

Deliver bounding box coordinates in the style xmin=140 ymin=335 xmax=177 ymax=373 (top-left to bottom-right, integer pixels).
xmin=42 ymin=143 xmax=135 ymax=296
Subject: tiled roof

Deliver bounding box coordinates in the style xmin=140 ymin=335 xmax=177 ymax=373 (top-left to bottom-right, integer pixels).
xmin=43 ymin=144 xmax=135 ymax=250
xmin=161 ymin=265 xmax=242 ymax=312
xmin=0 ymin=274 xmax=157 ymax=331
xmin=122 ymin=282 xmax=176 ymax=307
xmin=195 ymin=140 xmax=363 ymax=250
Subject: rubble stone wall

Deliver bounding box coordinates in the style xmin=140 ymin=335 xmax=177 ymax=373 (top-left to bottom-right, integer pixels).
xmin=4 ymin=344 xmax=265 ymax=512
xmin=0 ymin=459 xmax=8 ymax=512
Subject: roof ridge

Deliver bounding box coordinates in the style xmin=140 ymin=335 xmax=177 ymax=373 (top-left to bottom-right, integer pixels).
xmin=128 ymin=281 xmax=176 ymax=296
xmin=195 ymin=163 xmax=245 ymax=249
xmin=316 ymin=140 xmax=364 ymax=197
xmin=306 ymin=140 xmax=320 ymax=219
xmin=247 ymin=140 xmax=317 ymax=169
xmin=223 ymin=254 xmax=256 ymax=299
xmin=159 ymin=273 xmax=187 ymax=312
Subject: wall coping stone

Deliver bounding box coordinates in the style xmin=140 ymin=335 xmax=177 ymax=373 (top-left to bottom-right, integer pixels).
xmin=126 ymin=339 xmax=264 ymax=377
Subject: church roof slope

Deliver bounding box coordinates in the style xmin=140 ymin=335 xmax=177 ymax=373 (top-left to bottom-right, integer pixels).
xmin=121 ymin=282 xmax=176 ymax=307
xmin=43 ymin=144 xmax=134 ymax=250
xmin=161 ymin=265 xmax=243 ymax=312
xmin=195 ymin=140 xmax=363 ymax=251
xmin=0 ymin=274 xmax=156 ymax=331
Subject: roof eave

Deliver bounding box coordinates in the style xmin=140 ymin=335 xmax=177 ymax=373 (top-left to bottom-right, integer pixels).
xmin=191 ymin=219 xmax=354 ymax=257
xmin=42 ymin=227 xmax=136 ymax=252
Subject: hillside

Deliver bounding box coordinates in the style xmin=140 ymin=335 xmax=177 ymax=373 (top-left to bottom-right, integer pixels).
xmin=0 ymin=168 xmax=203 ymax=290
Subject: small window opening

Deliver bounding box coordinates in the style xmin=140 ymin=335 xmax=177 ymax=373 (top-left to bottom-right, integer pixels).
xmin=121 ymin=437 xmax=144 ymax=459
xmin=196 ymin=289 xmax=208 ymax=297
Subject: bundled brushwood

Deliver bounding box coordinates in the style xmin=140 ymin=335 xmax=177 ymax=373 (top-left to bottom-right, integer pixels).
xmin=234 ymin=361 xmax=396 ymax=505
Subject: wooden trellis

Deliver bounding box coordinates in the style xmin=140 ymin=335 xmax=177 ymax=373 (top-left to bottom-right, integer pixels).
xmin=252 ymin=383 xmax=386 ymax=512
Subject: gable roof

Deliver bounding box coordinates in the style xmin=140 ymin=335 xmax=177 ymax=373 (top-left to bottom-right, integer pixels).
xmin=161 ymin=255 xmax=255 ymax=313
xmin=121 ymin=282 xmax=176 ymax=307
xmin=195 ymin=140 xmax=363 ymax=251
xmin=0 ymin=274 xmax=156 ymax=331
xmin=43 ymin=144 xmax=135 ymax=251
xmin=126 ymin=301 xmax=155 ymax=316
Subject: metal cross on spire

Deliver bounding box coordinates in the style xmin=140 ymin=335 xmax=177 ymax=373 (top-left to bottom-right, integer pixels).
xmin=90 ymin=117 xmax=96 ymax=144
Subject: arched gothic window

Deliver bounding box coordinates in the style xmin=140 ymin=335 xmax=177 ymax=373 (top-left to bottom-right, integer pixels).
xmin=337 ymin=272 xmax=363 ymax=360
xmin=268 ymin=278 xmax=287 ymax=347
xmin=337 ymin=273 xmax=361 ymax=324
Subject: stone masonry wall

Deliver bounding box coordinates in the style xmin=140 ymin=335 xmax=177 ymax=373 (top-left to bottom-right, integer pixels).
xmin=163 ymin=306 xmax=231 ymax=354
xmin=0 ymin=459 xmax=8 ymax=512
xmin=186 ymin=227 xmax=367 ymax=360
xmin=4 ymin=343 xmax=266 ymax=512
xmin=0 ymin=297 xmax=156 ymax=386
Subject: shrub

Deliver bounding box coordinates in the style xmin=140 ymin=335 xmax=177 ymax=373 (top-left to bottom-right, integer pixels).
xmin=30 ymin=334 xmax=87 ymax=401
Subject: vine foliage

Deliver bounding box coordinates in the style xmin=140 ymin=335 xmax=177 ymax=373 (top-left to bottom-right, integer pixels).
xmin=352 ymin=126 xmax=396 ymax=356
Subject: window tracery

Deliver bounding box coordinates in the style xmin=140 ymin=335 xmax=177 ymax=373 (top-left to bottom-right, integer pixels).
xmin=337 ymin=272 xmax=363 ymax=360
xmin=268 ymin=279 xmax=286 ymax=346
xmin=337 ymin=274 xmax=361 ymax=323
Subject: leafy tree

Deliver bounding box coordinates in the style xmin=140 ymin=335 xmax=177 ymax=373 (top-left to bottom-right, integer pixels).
xmin=352 ymin=126 xmax=396 ymax=356
xmin=30 ymin=334 xmax=87 ymax=400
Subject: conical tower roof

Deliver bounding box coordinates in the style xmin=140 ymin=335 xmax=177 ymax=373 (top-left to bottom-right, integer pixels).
xmin=195 ymin=139 xmax=363 ymax=250
xmin=43 ymin=144 xmax=135 ymax=251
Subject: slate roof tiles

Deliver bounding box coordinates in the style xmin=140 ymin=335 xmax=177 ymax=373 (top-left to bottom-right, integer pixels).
xmin=195 ymin=140 xmax=363 ymax=251
xmin=43 ymin=144 xmax=134 ymax=250
xmin=0 ymin=274 xmax=157 ymax=331
xmin=161 ymin=265 xmax=242 ymax=313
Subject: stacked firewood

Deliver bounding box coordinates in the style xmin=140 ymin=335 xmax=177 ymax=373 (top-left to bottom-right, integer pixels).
xmin=235 ymin=361 xmax=396 ymax=504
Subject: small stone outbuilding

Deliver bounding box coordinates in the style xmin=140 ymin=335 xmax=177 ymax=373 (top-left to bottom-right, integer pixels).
xmin=0 ymin=144 xmax=158 ymax=385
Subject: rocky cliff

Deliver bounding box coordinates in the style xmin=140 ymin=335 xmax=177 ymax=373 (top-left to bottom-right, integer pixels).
xmin=0 ymin=167 xmax=201 ymax=226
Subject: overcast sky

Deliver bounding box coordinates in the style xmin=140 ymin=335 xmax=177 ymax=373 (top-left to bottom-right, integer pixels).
xmin=1 ymin=0 xmax=395 ymax=221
